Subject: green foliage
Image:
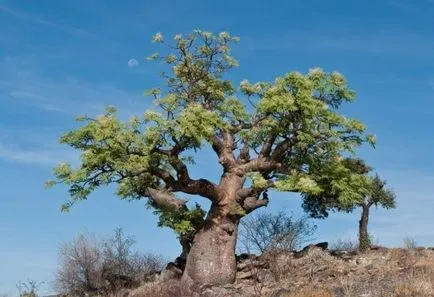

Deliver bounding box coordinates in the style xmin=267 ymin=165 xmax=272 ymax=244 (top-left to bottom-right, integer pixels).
xmin=153 ymin=203 xmax=206 ymax=234
xmin=302 ymin=158 xmax=396 ymax=218
xmin=49 ymin=30 xmax=376 ymax=245
xmin=370 ymin=174 xmax=396 ymax=209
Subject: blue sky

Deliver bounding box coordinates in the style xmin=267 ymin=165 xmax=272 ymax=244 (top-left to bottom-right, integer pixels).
xmin=2 ymin=0 xmax=434 ymax=294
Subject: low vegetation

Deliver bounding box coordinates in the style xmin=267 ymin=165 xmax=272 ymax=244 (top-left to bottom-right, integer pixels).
xmin=54 ymin=228 xmax=164 ymax=297
xmin=239 ymin=211 xmax=317 ymax=254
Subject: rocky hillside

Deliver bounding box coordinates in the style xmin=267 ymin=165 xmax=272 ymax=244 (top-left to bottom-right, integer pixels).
xmin=112 ymin=245 xmax=434 ymax=297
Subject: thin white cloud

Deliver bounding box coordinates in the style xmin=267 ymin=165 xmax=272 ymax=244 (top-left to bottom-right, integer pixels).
xmin=387 ymin=0 xmax=421 ymax=13
xmin=0 ymin=55 xmax=151 ymax=167
xmin=0 ymin=56 xmax=148 ymax=117
xmin=0 ymin=141 xmax=78 ymax=166
xmin=0 ymin=5 xmax=91 ymax=37
xmin=242 ymin=29 xmax=434 ymax=58
xmin=0 ymin=125 xmax=79 ymax=166
xmin=128 ymin=58 xmax=139 ymax=68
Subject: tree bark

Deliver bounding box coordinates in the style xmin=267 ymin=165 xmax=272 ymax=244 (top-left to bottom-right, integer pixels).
xmin=358 ymin=204 xmax=370 ymax=252
xmin=182 ymin=173 xmax=243 ymax=289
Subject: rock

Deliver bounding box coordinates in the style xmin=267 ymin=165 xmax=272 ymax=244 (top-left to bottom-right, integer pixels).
xmin=315 ymin=241 xmax=329 ymax=250
xmin=237 ymin=259 xmax=269 ymax=272
xmin=294 ymin=242 xmax=329 ymax=258
xmin=257 ymin=269 xmax=276 ymax=283
xmin=158 ymin=262 xmax=182 ymax=282
xmin=370 ymin=245 xmax=387 ymax=251
xmin=175 ymin=256 xmax=187 ymax=271
xmin=356 ymin=257 xmax=371 ymax=265
xmin=236 ymin=270 xmax=255 ymax=280
xmin=236 ymin=253 xmax=257 ymax=261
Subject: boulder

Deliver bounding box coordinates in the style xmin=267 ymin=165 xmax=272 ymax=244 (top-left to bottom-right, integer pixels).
xmin=158 ymin=262 xmax=183 ymax=282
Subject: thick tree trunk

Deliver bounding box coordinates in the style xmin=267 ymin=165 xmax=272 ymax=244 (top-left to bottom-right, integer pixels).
xmin=182 ymin=208 xmax=238 ymax=288
xmin=358 ymin=204 xmax=370 ymax=252
xmin=182 ymin=173 xmax=243 ymax=289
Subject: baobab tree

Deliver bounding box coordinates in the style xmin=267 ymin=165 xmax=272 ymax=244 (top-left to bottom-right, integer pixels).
xmin=48 ymin=30 xmax=375 ymax=287
xmin=302 ymin=158 xmax=396 ymax=252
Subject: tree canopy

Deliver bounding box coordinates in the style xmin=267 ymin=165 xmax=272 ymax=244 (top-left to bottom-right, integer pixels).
xmin=48 ymin=30 xmax=376 ymax=285
xmin=302 ymin=158 xmax=396 ymax=219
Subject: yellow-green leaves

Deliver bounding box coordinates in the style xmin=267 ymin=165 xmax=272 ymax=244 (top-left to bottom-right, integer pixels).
xmin=51 ymin=30 xmax=375 ymax=232
xmin=144 ymin=88 xmax=161 ymax=97
xmin=154 ymin=203 xmax=206 ymax=234
xmin=178 ymin=104 xmax=221 ymax=141
xmin=146 ymin=52 xmax=159 ymax=61
xmin=152 ymin=32 xmax=164 ymax=43
xmin=249 ymin=172 xmax=269 ymax=189
xmin=275 ymin=175 xmax=322 ymax=195
xmin=366 ymin=134 xmax=377 ymax=147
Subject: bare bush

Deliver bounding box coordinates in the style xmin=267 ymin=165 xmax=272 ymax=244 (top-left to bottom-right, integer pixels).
xmin=54 ymin=228 xmax=165 ymax=297
xmin=17 ymin=280 xmax=42 ymax=297
xmin=329 ymin=238 xmax=359 ymax=252
xmin=403 ymin=236 xmax=417 ymax=249
xmin=239 ymin=211 xmax=317 ymax=254
xmin=102 ymin=228 xmax=165 ymax=293
xmin=54 ymin=233 xmax=104 ymax=296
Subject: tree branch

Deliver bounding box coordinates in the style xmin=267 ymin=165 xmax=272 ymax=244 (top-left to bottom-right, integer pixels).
xmin=236 ymin=181 xmax=275 ymax=201
xmin=242 ymin=194 xmax=269 ymax=214
xmin=237 ymin=142 xmax=250 ymax=164
xmin=152 ymin=146 xmax=218 ymax=200
xmin=259 ymin=135 xmax=277 ymax=158
xmin=237 ymin=158 xmax=279 ymax=174
xmin=212 ymin=132 xmax=237 ymax=171
xmin=270 ymin=138 xmax=293 ymax=161
xmin=144 ymin=188 xmax=187 ymax=212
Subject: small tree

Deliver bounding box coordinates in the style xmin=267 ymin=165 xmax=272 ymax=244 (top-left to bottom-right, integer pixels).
xmin=303 ymin=158 xmax=396 ymax=252
xmin=239 ymin=211 xmax=317 ymax=253
xmin=48 ymin=30 xmax=375 ymax=286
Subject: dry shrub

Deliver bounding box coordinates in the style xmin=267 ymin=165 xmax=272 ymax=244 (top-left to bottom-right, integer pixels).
xmin=16 ymin=280 xmax=42 ymax=297
xmin=54 ymin=228 xmax=165 ymax=297
xmin=402 ymin=236 xmax=418 ymax=249
xmin=394 ymin=273 xmax=434 ymax=296
xmin=239 ymin=211 xmax=317 ymax=254
xmin=329 ymin=238 xmax=358 ymax=252
xmin=387 ymin=248 xmax=419 ymax=269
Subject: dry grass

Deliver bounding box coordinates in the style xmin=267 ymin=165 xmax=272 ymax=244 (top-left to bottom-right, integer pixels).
xmin=109 ymin=247 xmax=434 ymax=297
xmin=281 ymin=288 xmax=334 ymax=297
xmin=129 ymin=280 xmax=191 ymax=297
